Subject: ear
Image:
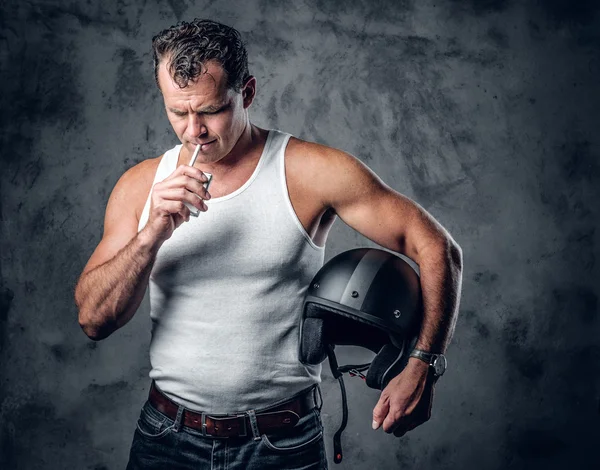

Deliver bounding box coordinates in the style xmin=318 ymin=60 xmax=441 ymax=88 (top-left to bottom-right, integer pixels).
xmin=241 ymin=76 xmax=256 ymax=108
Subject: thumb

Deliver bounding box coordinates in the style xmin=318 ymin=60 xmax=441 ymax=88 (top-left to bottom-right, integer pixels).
xmin=372 ymin=394 xmax=390 ymax=430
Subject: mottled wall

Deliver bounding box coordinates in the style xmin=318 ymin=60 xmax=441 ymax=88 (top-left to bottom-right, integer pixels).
xmin=1 ymin=0 xmax=598 ymax=469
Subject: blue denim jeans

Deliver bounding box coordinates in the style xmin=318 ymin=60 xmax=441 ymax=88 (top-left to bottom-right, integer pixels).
xmin=126 ymin=389 xmax=328 ymax=469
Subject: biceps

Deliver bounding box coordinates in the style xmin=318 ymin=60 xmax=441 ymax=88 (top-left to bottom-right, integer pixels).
xmin=335 ymin=186 xmax=443 ymax=259
xmin=81 ymin=166 xmax=143 ymax=276
xmin=334 ymin=185 xmax=410 ymax=251
xmin=81 ymin=196 xmax=139 ymax=276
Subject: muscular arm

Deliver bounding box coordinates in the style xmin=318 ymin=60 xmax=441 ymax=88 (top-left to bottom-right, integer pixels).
xmin=301 ymin=142 xmax=463 ymax=354
xmin=410 ymin=240 xmax=462 ymax=354
xmin=75 ymin=230 xmax=160 ymax=340
xmin=75 ymin=162 xmax=160 ymax=340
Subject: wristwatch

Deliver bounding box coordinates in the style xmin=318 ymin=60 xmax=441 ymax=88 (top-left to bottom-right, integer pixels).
xmin=409 ymin=349 xmax=447 ymax=378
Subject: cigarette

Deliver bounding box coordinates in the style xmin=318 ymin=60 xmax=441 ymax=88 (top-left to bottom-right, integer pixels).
xmin=189 ymin=144 xmax=201 ymax=166
xmin=184 ymin=144 xmax=212 ymax=219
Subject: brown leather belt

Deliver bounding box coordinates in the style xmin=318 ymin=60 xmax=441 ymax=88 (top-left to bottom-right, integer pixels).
xmin=148 ymin=381 xmax=318 ymax=438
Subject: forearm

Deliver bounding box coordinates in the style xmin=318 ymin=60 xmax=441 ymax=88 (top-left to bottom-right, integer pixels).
xmin=75 ymin=230 xmax=161 ymax=340
xmin=413 ymin=239 xmax=463 ymax=354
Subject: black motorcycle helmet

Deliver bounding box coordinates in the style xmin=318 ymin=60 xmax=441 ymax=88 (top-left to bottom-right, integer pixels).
xmin=299 ymin=248 xmax=423 ymax=463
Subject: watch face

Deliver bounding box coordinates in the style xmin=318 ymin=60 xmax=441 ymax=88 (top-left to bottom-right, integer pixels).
xmin=433 ymin=355 xmax=447 ymax=376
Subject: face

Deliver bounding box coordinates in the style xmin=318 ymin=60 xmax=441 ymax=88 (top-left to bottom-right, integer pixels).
xmin=157 ymin=58 xmax=255 ymax=164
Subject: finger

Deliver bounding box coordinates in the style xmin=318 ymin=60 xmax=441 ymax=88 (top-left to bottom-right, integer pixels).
xmin=372 ymin=395 xmax=390 ymax=431
xmin=172 ymin=211 xmax=187 ymax=229
xmin=392 ymin=383 xmax=435 ymax=437
xmin=161 ymin=175 xmax=211 ymax=200
xmin=173 ymin=164 xmax=208 ymax=183
xmin=393 ymin=418 xmax=419 ymax=437
xmin=387 ymin=400 xmax=428 ymax=435
xmin=178 ymin=174 xmax=211 ymax=199
xmin=158 ymin=188 xmax=207 ymax=212
xmin=411 ymin=378 xmax=435 ymax=422
xmin=393 ymin=424 xmax=410 ymax=438
xmin=408 ymin=420 xmax=420 ymax=431
xmin=382 ymin=409 xmax=404 ymax=434
xmin=151 ymin=200 xmax=195 ymax=221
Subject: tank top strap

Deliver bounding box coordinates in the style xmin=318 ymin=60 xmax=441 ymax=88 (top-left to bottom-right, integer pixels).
xmin=251 ymin=129 xmax=290 ymax=183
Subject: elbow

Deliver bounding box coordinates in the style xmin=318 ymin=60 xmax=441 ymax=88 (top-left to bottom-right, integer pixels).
xmin=78 ymin=312 xmax=114 ymax=341
xmin=76 ymin=292 xmax=117 ymax=341
xmin=79 ymin=324 xmax=105 ymax=341
xmin=447 ymin=239 xmax=463 ymax=271
xmin=427 ymin=237 xmax=463 ymax=271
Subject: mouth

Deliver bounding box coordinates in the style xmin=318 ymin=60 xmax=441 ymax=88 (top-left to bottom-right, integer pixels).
xmin=195 ymin=140 xmax=216 ymax=151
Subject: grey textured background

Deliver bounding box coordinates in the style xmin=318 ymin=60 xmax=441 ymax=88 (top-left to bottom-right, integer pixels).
xmin=1 ymin=0 xmax=599 ymax=469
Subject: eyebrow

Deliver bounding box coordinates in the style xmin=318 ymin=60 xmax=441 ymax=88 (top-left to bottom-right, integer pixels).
xmin=168 ymin=103 xmax=228 ymax=115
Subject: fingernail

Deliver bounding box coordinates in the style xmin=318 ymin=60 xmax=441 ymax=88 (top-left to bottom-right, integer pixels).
xmin=372 ymin=420 xmax=380 ymax=430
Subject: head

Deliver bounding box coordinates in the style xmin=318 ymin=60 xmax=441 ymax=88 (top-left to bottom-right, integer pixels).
xmin=152 ymin=19 xmax=256 ymax=162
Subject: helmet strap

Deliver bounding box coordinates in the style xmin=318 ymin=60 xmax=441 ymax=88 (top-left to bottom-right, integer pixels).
xmin=327 ymin=345 xmax=348 ymax=464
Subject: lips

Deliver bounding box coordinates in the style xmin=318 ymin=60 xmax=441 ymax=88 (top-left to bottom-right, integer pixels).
xmin=197 ymin=140 xmax=216 ymax=150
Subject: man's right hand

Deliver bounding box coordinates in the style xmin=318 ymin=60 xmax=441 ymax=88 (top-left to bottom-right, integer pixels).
xmin=144 ymin=164 xmax=211 ymax=243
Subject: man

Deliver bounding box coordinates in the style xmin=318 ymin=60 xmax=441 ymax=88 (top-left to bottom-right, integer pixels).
xmin=75 ymin=19 xmax=462 ymax=469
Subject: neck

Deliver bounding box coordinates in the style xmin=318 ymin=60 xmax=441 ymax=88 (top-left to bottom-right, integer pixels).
xmin=216 ymin=120 xmax=257 ymax=170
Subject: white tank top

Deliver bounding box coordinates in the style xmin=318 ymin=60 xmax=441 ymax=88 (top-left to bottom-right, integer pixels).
xmin=137 ymin=130 xmax=324 ymax=413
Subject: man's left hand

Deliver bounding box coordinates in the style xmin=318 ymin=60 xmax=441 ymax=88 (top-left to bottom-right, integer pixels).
xmin=371 ymin=357 xmax=436 ymax=436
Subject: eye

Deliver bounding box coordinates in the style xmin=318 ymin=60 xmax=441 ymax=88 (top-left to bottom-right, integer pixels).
xmin=206 ymin=104 xmax=230 ymax=115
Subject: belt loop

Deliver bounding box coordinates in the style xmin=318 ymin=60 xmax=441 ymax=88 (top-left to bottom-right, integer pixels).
xmin=315 ymin=384 xmax=323 ymax=411
xmin=246 ymin=409 xmax=261 ymax=441
xmin=201 ymin=412 xmax=207 ymax=437
xmin=172 ymin=405 xmax=185 ymax=433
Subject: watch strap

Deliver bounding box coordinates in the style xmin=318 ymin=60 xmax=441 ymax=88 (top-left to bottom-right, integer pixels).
xmin=409 ymin=349 xmax=434 ymax=365
xmin=410 ymin=349 xmax=446 ymax=379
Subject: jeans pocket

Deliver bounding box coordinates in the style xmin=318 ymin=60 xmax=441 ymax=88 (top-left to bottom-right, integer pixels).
xmin=260 ymin=409 xmax=323 ymax=454
xmin=135 ymin=402 xmax=173 ymax=440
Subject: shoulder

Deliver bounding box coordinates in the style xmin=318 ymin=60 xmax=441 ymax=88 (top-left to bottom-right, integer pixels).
xmin=285 ymin=136 xmax=377 ymax=177
xmin=286 ymin=136 xmax=346 ymax=165
xmin=285 ymin=136 xmax=386 ymax=210
xmin=110 ymin=155 xmax=163 ymax=223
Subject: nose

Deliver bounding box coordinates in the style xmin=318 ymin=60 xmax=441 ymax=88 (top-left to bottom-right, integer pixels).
xmin=186 ymin=113 xmax=208 ymax=140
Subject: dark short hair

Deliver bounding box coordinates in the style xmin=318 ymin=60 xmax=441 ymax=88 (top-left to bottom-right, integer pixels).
xmin=152 ymin=19 xmax=250 ymax=92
